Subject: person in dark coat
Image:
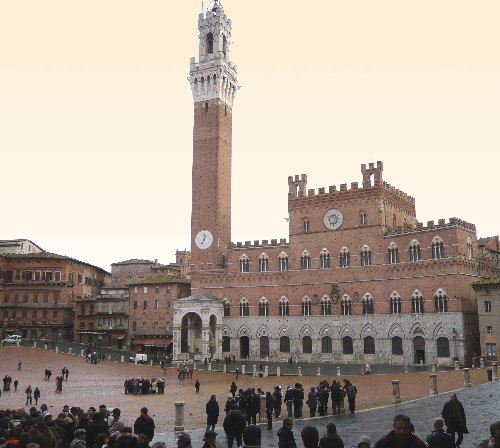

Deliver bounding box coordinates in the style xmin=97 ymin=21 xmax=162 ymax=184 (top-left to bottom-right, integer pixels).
xmin=265 ymin=392 xmax=274 ymax=430
xmin=223 ymin=405 xmax=246 ymax=448
xmin=114 ymin=428 xmax=139 ymax=448
xmin=230 ymin=382 xmax=238 ymax=398
xmin=319 ymin=423 xmax=344 ymax=448
xmin=441 ymin=393 xmax=468 ymax=448
xmin=293 ymin=384 xmax=304 ymax=419
xmin=277 ymin=418 xmax=297 ymax=448
xmin=426 ymin=418 xmax=455 ymax=448
xmin=86 ymin=412 xmax=108 ymax=448
xmin=195 ymin=379 xmax=201 ymax=394
xmin=206 ymin=395 xmax=220 ymax=431
xmin=330 ymin=381 xmax=342 ymax=416
xmin=307 ymin=387 xmax=318 ymax=418
xmin=246 ymin=391 xmax=259 ymax=426
xmin=373 ymin=415 xmax=426 ymax=448
xmin=272 ymin=386 xmax=282 ymax=418
xmin=133 ymin=408 xmax=155 ymax=443
xmin=343 ymin=380 xmax=357 ymax=414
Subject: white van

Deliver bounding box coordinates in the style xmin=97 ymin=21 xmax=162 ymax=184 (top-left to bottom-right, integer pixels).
xmin=3 ymin=335 xmax=22 ymax=344
xmin=129 ymin=353 xmax=148 ymax=364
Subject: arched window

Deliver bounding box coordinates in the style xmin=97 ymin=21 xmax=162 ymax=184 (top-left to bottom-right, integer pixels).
xmin=434 ymin=289 xmax=448 ymax=313
xmin=361 ymin=245 xmax=372 ymax=266
xmin=432 ymin=236 xmax=445 ymax=259
xmin=360 ymin=211 xmax=367 ymax=225
xmin=321 ymin=297 xmax=332 ymax=316
xmin=79 ymin=322 xmax=85 ymax=328
xmin=409 ymin=240 xmax=421 ymax=262
xmin=341 ymin=295 xmax=351 ymax=316
xmin=259 ymin=254 xmax=269 ymax=272
xmin=392 ymin=336 xmax=403 ymax=355
xmin=223 ymin=299 xmax=231 ymax=317
xmin=279 ymin=297 xmax=290 ymax=316
xmin=301 ymin=251 xmax=311 ymax=270
xmin=362 ymin=293 xmax=374 ymax=315
xmin=467 ymin=237 xmax=473 ymax=260
xmin=239 ymin=298 xmax=249 ymax=317
xmin=222 ymin=35 xmax=228 ymax=57
xmin=303 ymin=336 xmax=312 ymax=353
xmin=278 ymin=252 xmax=289 ymax=272
xmin=206 ymin=33 xmax=214 ymax=54
xmin=390 ymin=292 xmax=401 ymax=314
xmin=411 ymin=290 xmax=424 ymax=314
xmin=342 ymin=336 xmax=353 ymax=354
xmin=258 ymin=297 xmax=269 ymax=317
xmin=302 ymin=297 xmax=312 ymax=316
xmin=340 ymin=247 xmax=350 ymax=268
xmin=322 ymin=336 xmax=332 ymax=353
xmin=320 ymin=249 xmax=330 ymax=269
xmin=392 ymin=214 xmax=397 ymax=229
xmin=437 ymin=337 xmax=450 ymax=357
xmin=364 ymin=336 xmax=375 ymax=354
xmin=239 ymin=255 xmax=250 ymax=273
xmin=388 ymin=242 xmax=399 ymax=264
xmin=222 ymin=336 xmax=230 ymax=352
xmin=280 ymin=336 xmax=290 ymax=353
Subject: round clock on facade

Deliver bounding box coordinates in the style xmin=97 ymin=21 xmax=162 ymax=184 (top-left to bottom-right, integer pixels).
xmin=323 ymin=208 xmax=344 ymax=230
xmin=195 ymin=229 xmax=213 ymax=249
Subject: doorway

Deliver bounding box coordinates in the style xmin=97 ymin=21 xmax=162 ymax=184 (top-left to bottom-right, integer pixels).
xmin=260 ymin=336 xmax=269 ymax=358
xmin=240 ymin=336 xmax=249 ymax=358
xmin=413 ymin=336 xmax=426 ymax=364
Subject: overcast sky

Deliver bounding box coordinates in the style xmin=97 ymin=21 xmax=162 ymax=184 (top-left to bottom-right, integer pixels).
xmin=1 ymin=0 xmax=499 ymax=271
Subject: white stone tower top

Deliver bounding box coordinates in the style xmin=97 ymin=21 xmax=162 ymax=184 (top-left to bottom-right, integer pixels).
xmin=189 ymin=2 xmax=238 ymax=107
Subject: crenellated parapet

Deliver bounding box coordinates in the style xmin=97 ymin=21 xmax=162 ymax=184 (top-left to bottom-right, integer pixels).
xmin=229 ymin=238 xmax=288 ymax=250
xmin=381 ymin=181 xmax=415 ymax=205
xmin=386 ymin=217 xmax=476 ymax=235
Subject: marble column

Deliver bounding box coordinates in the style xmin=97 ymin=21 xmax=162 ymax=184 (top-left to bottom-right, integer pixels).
xmin=429 ymin=374 xmax=438 ymax=395
xmin=463 ymin=368 xmax=471 ymax=387
xmin=392 ymin=380 xmax=401 ymax=404
xmin=174 ymin=402 xmax=185 ymax=431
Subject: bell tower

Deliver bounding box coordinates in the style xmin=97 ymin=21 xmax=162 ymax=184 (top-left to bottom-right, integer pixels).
xmin=189 ymin=1 xmax=238 ymax=274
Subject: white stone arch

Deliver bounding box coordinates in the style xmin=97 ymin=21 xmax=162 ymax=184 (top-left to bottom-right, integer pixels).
xmin=302 ymin=249 xmax=310 ymax=257
xmin=432 ymin=322 xmax=451 ymax=340
xmin=360 ymin=323 xmax=377 ymax=339
xmin=387 ymin=322 xmax=405 ymax=339
xmin=319 ymin=324 xmax=334 ymax=338
xmin=410 ymin=322 xmax=427 ymax=338
xmin=256 ymin=324 xmax=271 ymax=338
xmin=388 ymin=241 xmax=398 ymax=249
xmin=339 ymin=324 xmax=355 ymax=339
xmin=222 ymin=326 xmax=232 ymax=337
xmin=412 ymin=289 xmax=423 ymax=299
xmin=299 ymin=324 xmax=314 ymax=339
xmin=341 ymin=293 xmax=351 ymax=302
xmin=391 ymin=291 xmax=401 ymax=299
xmin=278 ymin=325 xmax=291 ymax=338
xmin=434 ymin=288 xmax=447 ymax=298
xmin=239 ymin=253 xmax=249 ymax=261
xmin=259 ymin=296 xmax=269 ymax=304
xmin=432 ymin=235 xmax=444 ymax=244
xmin=237 ymin=325 xmax=252 ymax=338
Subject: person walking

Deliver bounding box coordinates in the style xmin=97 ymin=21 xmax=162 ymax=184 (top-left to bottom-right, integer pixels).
xmin=319 ymin=423 xmax=344 ymax=448
xmin=278 ymin=419 xmax=297 ymax=448
xmin=223 ymin=403 xmax=246 ymax=448
xmin=343 ymin=380 xmax=357 ymax=414
xmin=426 ymin=418 xmax=454 ymax=448
xmin=13 ymin=378 xmax=18 ymax=392
xmin=246 ymin=391 xmax=259 ymax=426
xmin=442 ymin=393 xmax=468 ymax=448
xmin=195 ymin=379 xmax=201 ymax=394
xmin=206 ymin=395 xmax=220 ymax=431
xmin=307 ymin=387 xmax=318 ymax=418
xmin=265 ymin=392 xmax=273 ymax=430
xmin=230 ymin=382 xmax=238 ymax=398
xmin=25 ymin=384 xmax=33 ymax=405
xmin=34 ymin=386 xmax=41 ymax=405
xmin=18 ymin=360 xmax=22 ymax=371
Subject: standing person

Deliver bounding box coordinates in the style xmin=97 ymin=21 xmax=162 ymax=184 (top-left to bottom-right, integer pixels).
xmin=474 ymin=421 xmax=500 ymax=448
xmin=47 ymin=369 xmax=52 ymax=381
xmin=71 ymin=429 xmax=87 ymax=448
xmin=243 ymin=426 xmax=261 ymax=448
xmin=343 ymin=380 xmax=357 ymax=414
xmin=18 ymin=360 xmax=22 ymax=370
xmin=442 ymin=393 xmax=468 ymax=448
xmin=134 ymin=407 xmax=155 ymax=443
xmin=301 ymin=426 xmax=320 ymax=448
xmin=206 ymin=395 xmax=220 ymax=431
xmin=195 ymin=379 xmax=201 ymax=394
xmin=307 ymin=387 xmax=318 ymax=418
xmin=65 ymin=368 xmax=70 ymax=381
xmin=330 ymin=380 xmax=342 ymax=416
xmin=202 ymin=430 xmax=218 ymax=448
xmin=246 ymin=391 xmax=259 ymax=426
xmin=236 ymin=368 xmax=239 ymax=380
xmin=223 ymin=404 xmax=246 ymax=448
xmin=293 ymin=383 xmax=304 ymax=419
xmin=426 ymin=418 xmax=454 ymax=448
xmin=230 ymin=382 xmax=238 ymax=398
xmin=177 ymin=433 xmax=192 ymax=448
xmin=265 ymin=392 xmax=273 ymax=430
xmin=272 ymin=386 xmax=282 ymax=418
xmin=319 ymin=423 xmax=344 ymax=448
xmin=284 ymin=386 xmax=294 ymax=418
xmin=34 ymin=387 xmax=41 ymax=405
xmin=25 ymin=385 xmax=33 ymax=405
xmin=278 ymin=419 xmax=297 ymax=448
xmin=13 ymin=378 xmax=18 ymax=392
xmin=318 ymin=385 xmax=329 ymax=417
xmin=373 ymin=414 xmax=426 ymax=448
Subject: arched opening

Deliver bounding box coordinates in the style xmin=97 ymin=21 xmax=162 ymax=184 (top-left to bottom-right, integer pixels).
xmin=437 ymin=337 xmax=450 ymax=358
xmin=222 ymin=336 xmax=230 ymax=353
xmin=280 ymin=336 xmax=290 ymax=353
xmin=370 ymin=173 xmax=375 ymax=187
xmin=209 ymin=314 xmax=217 ymax=357
xmin=240 ymin=336 xmax=249 ymax=358
xmin=392 ymin=336 xmax=403 ymax=355
xmin=413 ymin=336 xmax=425 ymax=364
xmin=181 ymin=312 xmax=202 ymax=354
xmin=303 ymin=336 xmax=312 ymax=353
xmin=206 ymin=33 xmax=214 ymax=54
xmin=322 ymin=336 xmax=332 ymax=353
xmin=364 ymin=336 xmax=375 ymax=354
xmin=222 ymin=35 xmax=228 ymax=57
xmin=260 ymin=336 xmax=269 ymax=359
xmin=342 ymin=336 xmax=353 ymax=354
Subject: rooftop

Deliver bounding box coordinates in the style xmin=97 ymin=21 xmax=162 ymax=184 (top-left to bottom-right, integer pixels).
xmin=111 ymin=259 xmax=155 ymax=266
xmin=131 ymin=275 xmax=190 ymax=286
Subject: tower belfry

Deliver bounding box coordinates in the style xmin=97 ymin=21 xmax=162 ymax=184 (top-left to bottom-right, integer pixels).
xmin=189 ymin=4 xmax=238 ymax=275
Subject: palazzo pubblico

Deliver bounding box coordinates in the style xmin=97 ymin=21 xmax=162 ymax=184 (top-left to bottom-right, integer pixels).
xmin=171 ymin=2 xmax=498 ymax=366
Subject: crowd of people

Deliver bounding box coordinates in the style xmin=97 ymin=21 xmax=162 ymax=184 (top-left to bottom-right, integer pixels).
xmin=0 ymin=404 xmax=157 ymax=448
xmin=123 ymin=379 xmax=166 ymax=395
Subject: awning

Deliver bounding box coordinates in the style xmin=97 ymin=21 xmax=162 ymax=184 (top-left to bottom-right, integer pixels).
xmin=78 ymin=331 xmax=107 ymax=335
xmin=111 ymin=333 xmax=126 ymax=340
xmin=133 ymin=337 xmax=172 ymax=347
xmin=5 ymin=328 xmax=17 ymax=332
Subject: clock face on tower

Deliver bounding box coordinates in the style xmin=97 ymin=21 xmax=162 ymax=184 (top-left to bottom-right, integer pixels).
xmin=195 ymin=230 xmax=214 ymax=250
xmin=323 ymin=208 xmax=344 ymax=230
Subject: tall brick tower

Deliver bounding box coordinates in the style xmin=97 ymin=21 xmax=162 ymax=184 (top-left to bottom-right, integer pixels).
xmin=189 ymin=1 xmax=238 ymax=275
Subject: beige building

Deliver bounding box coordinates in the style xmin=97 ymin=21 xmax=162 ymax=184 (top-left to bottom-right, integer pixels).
xmin=472 ymin=279 xmax=500 ymax=361
xmin=0 ymin=239 xmax=44 ymax=255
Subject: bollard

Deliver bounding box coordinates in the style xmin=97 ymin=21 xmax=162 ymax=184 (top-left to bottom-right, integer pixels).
xmin=317 ymin=367 xmax=321 ymax=376
xmin=259 ymin=395 xmax=266 ymax=422
xmin=463 ymin=368 xmax=471 ymax=387
xmin=45 ymin=344 xmax=48 ymax=351
xmin=135 ymin=358 xmax=137 ymax=365
xmin=81 ymin=349 xmax=84 ymax=357
xmin=429 ymin=373 xmax=438 ymax=395
xmin=253 ymin=365 xmax=256 ymax=377
xmin=68 ymin=348 xmax=72 ymax=355
xmin=208 ymin=363 xmax=212 ymax=371
xmin=242 ymin=365 xmax=246 ymax=375
xmin=17 ymin=341 xmax=20 ymax=347
xmin=454 ymin=360 xmax=459 ymax=371
xmin=33 ymin=341 xmax=37 ymax=349
xmin=336 ymin=366 xmax=340 ymax=377
xmin=223 ymin=364 xmax=227 ymax=373
xmin=174 ymin=402 xmax=185 ymax=431
xmin=431 ymin=364 xmax=436 ymax=373
xmin=403 ymin=364 xmax=408 ymax=374
xmin=194 ymin=363 xmax=197 ymax=370
xmin=298 ymin=366 xmax=302 ymax=376
xmin=121 ymin=355 xmax=124 ymax=363
xmin=480 ymin=357 xmax=485 ymax=369
xmin=492 ymin=362 xmax=498 ymax=381
xmin=264 ymin=365 xmax=268 ymax=377
xmin=150 ymin=360 xmax=153 ymax=366
xmin=276 ymin=366 xmax=280 ymax=377
xmin=55 ymin=346 xmax=59 ymax=353
xmin=392 ymin=380 xmax=401 ymax=404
